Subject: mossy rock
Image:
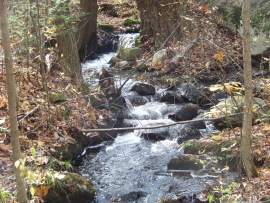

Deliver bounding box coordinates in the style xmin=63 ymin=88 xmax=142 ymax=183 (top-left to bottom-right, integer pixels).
xmin=184 ymin=141 xmax=238 ymax=171
xmin=99 ymin=3 xmax=118 ymax=17
xmin=98 ymin=24 xmax=114 ymax=33
xmin=184 ymin=141 xmax=236 ymax=157
xmin=207 ymin=96 xmax=270 ymax=129
xmin=135 ymin=36 xmax=141 ymax=47
xmin=123 ymin=18 xmax=140 ymax=27
xmin=44 ymin=173 xmax=95 ymax=203
xmin=48 ymin=92 xmax=66 ymax=103
xmin=167 ymin=154 xmax=204 ymax=170
xmin=51 ymin=127 xmax=91 ymax=161
xmin=208 ymin=0 xmax=270 ymax=56
xmin=118 ymin=47 xmax=142 ymax=61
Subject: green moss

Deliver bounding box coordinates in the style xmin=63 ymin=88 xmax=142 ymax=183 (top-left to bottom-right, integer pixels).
xmin=98 ymin=23 xmax=114 ymax=32
xmin=118 ymin=47 xmax=142 ymax=61
xmin=99 ymin=3 xmax=118 ymax=17
xmin=48 ymin=92 xmax=66 ymax=103
xmin=228 ymin=7 xmax=242 ymax=29
xmin=123 ymin=18 xmax=140 ymax=27
xmin=135 ymin=36 xmax=141 ymax=47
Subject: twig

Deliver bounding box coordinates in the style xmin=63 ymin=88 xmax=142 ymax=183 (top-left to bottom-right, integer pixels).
xmin=82 ymin=113 xmax=243 ymax=133
xmin=18 ymin=105 xmax=40 ymax=123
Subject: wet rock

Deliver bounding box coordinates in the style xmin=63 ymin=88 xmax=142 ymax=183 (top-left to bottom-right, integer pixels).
xmin=157 ymin=194 xmax=206 ymax=203
xmin=168 ymin=154 xmax=204 ymax=170
xmin=160 ymin=91 xmax=185 ymax=104
xmin=130 ymin=82 xmax=156 ymax=96
xmin=180 ymin=83 xmax=204 ymax=104
xmin=124 ymin=93 xmax=150 ymax=106
xmin=97 ymin=33 xmax=118 ymax=54
xmin=44 ymin=173 xmax=95 ymax=203
xmin=109 ymin=56 xmax=122 ymax=66
xmin=112 ymin=191 xmax=147 ymax=202
xmin=51 ymin=127 xmax=91 ymax=161
xmin=189 ymin=120 xmax=206 ymax=129
xmin=98 ymin=68 xmax=116 ymax=97
xmin=118 ymin=47 xmax=143 ymax=61
xmin=168 ymin=104 xmax=199 ymax=121
xmin=177 ymin=124 xmax=201 ymax=143
xmin=141 ymin=130 xmax=169 ymax=141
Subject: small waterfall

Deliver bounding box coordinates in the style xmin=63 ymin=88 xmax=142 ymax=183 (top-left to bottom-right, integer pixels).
xmin=80 ymin=33 xmax=214 ymax=202
xmin=117 ymin=33 xmax=140 ymax=53
xmin=82 ymin=33 xmax=139 ymax=86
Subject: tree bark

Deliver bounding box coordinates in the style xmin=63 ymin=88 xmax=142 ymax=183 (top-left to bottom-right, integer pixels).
xmin=55 ymin=0 xmax=83 ymax=86
xmin=0 ymin=0 xmax=29 ymax=202
xmin=135 ymin=0 xmax=190 ymax=47
xmin=241 ymin=0 xmax=257 ymax=179
xmin=57 ymin=32 xmax=83 ymax=86
xmin=77 ymin=0 xmax=97 ymax=61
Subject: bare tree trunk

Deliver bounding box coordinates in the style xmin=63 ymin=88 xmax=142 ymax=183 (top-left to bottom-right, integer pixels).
xmin=135 ymin=0 xmax=190 ymax=47
xmin=55 ymin=0 xmax=83 ymax=86
xmin=77 ymin=0 xmax=97 ymax=61
xmin=241 ymin=0 xmax=257 ymax=179
xmin=57 ymin=32 xmax=83 ymax=86
xmin=0 ymin=0 xmax=29 ymax=202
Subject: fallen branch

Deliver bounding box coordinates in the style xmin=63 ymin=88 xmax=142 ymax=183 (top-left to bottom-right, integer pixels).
xmin=81 ymin=113 xmax=243 ymax=133
xmin=18 ymin=105 xmax=40 ymax=123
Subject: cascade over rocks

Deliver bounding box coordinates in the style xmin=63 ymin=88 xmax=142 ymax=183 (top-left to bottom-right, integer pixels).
xmin=97 ymin=33 xmax=119 ymax=55
xmin=130 ymin=82 xmax=156 ymax=96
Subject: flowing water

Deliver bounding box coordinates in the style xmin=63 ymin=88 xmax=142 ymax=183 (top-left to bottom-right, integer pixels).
xmin=79 ymin=34 xmax=217 ymax=202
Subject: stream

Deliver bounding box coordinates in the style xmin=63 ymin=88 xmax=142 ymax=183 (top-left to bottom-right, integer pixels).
xmin=79 ymin=34 xmax=217 ymax=202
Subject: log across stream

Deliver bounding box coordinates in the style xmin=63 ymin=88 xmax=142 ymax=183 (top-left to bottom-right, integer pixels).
xmin=79 ymin=33 xmax=234 ymax=202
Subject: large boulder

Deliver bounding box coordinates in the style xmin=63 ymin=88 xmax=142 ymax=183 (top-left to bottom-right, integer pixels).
xmin=206 ymin=96 xmax=270 ymax=129
xmin=203 ymin=0 xmax=270 ymax=56
xmin=51 ymin=127 xmax=91 ymax=161
xmin=118 ymin=47 xmax=143 ymax=61
xmin=130 ymin=82 xmax=156 ymax=96
xmin=152 ymin=49 xmax=167 ymax=64
xmin=160 ymin=91 xmax=185 ymax=104
xmin=168 ymin=103 xmax=199 ymax=121
xmin=167 ymin=154 xmax=204 ymax=170
xmin=176 ymin=124 xmax=202 ymax=143
xmin=180 ymin=83 xmax=204 ymax=104
xmin=43 ymin=173 xmax=95 ymax=203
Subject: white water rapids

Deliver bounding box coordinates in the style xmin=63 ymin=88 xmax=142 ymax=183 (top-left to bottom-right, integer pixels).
xmin=79 ymin=33 xmax=216 ymax=202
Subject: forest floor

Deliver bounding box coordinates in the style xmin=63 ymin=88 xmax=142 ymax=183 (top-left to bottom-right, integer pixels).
xmin=1 ymin=0 xmax=270 ymax=202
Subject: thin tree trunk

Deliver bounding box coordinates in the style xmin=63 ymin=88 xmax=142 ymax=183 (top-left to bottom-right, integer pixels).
xmin=241 ymin=0 xmax=257 ymax=179
xmin=0 ymin=0 xmax=29 ymax=202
